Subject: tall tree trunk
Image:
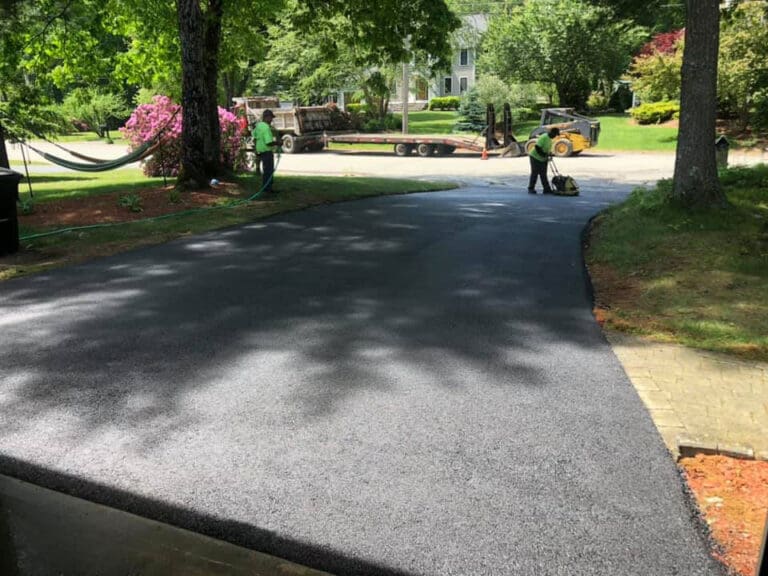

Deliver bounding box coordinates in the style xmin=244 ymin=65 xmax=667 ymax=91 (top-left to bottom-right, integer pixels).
xmin=672 ymin=0 xmax=727 ymax=207
xmin=176 ymin=0 xmax=223 ymax=189
xmin=203 ymin=0 xmax=223 ymax=174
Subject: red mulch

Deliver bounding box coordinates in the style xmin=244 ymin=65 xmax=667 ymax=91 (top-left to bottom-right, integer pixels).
xmin=680 ymin=454 xmax=768 ymax=576
xmin=20 ymin=182 xmax=243 ymax=229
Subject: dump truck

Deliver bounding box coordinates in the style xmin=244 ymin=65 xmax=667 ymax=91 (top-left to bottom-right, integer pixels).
xmin=233 ymin=97 xmax=331 ymax=153
xmin=525 ymin=108 xmax=600 ymax=157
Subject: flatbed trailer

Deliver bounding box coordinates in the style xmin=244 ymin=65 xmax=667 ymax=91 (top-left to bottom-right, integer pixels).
xmin=324 ymin=132 xmax=525 ymax=157
xmin=233 ymin=96 xmax=527 ymax=158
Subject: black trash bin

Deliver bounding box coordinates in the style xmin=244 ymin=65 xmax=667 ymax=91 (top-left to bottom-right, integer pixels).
xmin=0 ymin=168 xmax=22 ymax=255
xmin=715 ymin=135 xmax=730 ymax=168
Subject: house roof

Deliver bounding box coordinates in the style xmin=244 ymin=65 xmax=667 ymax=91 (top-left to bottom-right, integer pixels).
xmin=462 ymin=13 xmax=489 ymax=34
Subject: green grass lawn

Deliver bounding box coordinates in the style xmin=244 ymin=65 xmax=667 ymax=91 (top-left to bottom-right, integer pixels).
xmin=595 ymin=114 xmax=678 ymax=151
xmin=20 ymin=169 xmax=166 ymax=202
xmin=405 ymin=111 xmax=462 ymax=134
xmin=586 ymin=164 xmax=768 ymax=360
xmin=51 ymin=132 xmax=128 ymax=145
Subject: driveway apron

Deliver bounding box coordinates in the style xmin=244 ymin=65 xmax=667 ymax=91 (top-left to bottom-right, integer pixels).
xmin=0 ymin=182 xmax=724 ymax=576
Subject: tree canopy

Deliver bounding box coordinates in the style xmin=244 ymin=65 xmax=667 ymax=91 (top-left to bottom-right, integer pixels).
xmin=479 ymin=0 xmax=646 ymax=109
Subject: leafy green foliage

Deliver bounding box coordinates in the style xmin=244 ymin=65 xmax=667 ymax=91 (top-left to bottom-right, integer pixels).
xmin=251 ymin=0 xmax=458 ymax=119
xmin=584 ymin=0 xmax=684 ymax=31
xmin=473 ymin=75 xmax=511 ymax=115
xmin=630 ymin=101 xmax=680 ymax=124
xmin=61 ymin=88 xmax=131 ymax=138
xmin=586 ymin=91 xmax=610 ymax=113
xmin=480 ymin=0 xmax=646 ymax=109
xmin=629 ymin=49 xmax=683 ymax=102
xmin=718 ymin=1 xmax=768 ymax=130
xmin=118 ymin=193 xmax=143 ymax=212
xmin=296 ymin=0 xmax=460 ymax=73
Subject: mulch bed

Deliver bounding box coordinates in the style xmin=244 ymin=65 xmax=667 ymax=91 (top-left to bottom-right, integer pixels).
xmin=680 ymin=454 xmax=768 ymax=576
xmin=20 ymin=182 xmax=243 ymax=229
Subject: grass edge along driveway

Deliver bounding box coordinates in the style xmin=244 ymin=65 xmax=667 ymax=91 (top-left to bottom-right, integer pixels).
xmin=586 ymin=163 xmax=768 ymax=362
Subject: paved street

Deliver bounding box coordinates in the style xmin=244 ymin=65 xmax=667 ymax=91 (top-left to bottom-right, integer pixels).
xmin=0 ymin=165 xmax=726 ymax=575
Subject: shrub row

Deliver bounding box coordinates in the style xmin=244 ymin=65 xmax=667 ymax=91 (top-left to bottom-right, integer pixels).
xmin=429 ymin=97 xmax=460 ymax=111
xmin=630 ymin=101 xmax=680 ymax=124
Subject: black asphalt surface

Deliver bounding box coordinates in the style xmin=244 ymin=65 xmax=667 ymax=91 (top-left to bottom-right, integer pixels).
xmin=0 ymin=181 xmax=724 ymax=576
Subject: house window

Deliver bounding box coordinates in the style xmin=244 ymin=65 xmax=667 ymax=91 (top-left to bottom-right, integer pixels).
xmin=460 ymin=49 xmax=469 ymax=66
xmin=460 ymin=77 xmax=468 ymax=93
xmin=444 ymin=77 xmax=452 ymax=94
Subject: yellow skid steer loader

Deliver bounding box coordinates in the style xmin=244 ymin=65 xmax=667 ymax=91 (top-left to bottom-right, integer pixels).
xmin=525 ymin=108 xmax=600 ymax=157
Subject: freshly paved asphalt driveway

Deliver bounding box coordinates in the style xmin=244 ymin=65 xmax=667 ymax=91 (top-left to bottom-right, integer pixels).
xmin=0 ymin=180 xmax=724 ymax=575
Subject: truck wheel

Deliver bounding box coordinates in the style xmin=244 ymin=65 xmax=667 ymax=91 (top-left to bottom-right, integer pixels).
xmin=281 ymin=134 xmax=297 ymax=154
xmin=525 ymin=139 xmax=538 ymax=155
xmin=553 ymin=138 xmax=573 ymax=157
xmin=417 ymin=143 xmax=434 ymax=157
xmin=394 ymin=143 xmax=413 ymax=156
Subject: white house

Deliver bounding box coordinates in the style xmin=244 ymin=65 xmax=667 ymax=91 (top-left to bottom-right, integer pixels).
xmin=389 ymin=13 xmax=489 ymax=111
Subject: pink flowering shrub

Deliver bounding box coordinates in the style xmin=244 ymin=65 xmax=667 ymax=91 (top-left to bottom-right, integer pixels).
xmin=121 ymin=95 xmax=246 ymax=177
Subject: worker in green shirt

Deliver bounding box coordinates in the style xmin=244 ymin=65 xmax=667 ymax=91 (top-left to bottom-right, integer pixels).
xmin=528 ymin=127 xmax=560 ymax=195
xmin=253 ymin=109 xmax=281 ymax=196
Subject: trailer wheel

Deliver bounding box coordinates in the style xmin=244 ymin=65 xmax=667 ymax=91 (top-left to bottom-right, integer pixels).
xmin=394 ymin=143 xmax=413 ymax=156
xmin=281 ymin=134 xmax=297 ymax=154
xmin=307 ymin=141 xmax=325 ymax=152
xmin=435 ymin=145 xmax=455 ymax=156
xmin=417 ymin=143 xmax=434 ymax=157
xmin=553 ymin=138 xmax=573 ymax=157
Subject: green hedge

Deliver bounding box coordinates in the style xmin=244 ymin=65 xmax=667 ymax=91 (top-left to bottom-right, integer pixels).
xmin=346 ymin=103 xmax=367 ymax=115
xmin=630 ymin=101 xmax=680 ymax=124
xmin=510 ymin=107 xmax=539 ymax=121
xmin=429 ymin=97 xmax=460 ymax=111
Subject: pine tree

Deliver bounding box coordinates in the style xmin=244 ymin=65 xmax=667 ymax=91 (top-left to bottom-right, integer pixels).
xmin=454 ymin=88 xmax=486 ymax=132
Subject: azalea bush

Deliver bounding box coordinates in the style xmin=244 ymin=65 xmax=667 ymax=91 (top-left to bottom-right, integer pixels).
xmin=121 ymin=95 xmax=246 ymax=177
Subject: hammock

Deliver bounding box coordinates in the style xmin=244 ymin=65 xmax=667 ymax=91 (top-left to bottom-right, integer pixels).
xmin=24 ymin=139 xmax=160 ymax=172
xmin=24 ymin=106 xmax=181 ymax=171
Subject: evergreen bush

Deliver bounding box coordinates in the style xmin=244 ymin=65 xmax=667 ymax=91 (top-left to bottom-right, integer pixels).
xmin=630 ymin=101 xmax=680 ymax=125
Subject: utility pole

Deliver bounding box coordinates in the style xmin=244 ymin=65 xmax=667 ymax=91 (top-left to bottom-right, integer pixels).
xmin=402 ymin=37 xmax=410 ymax=134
